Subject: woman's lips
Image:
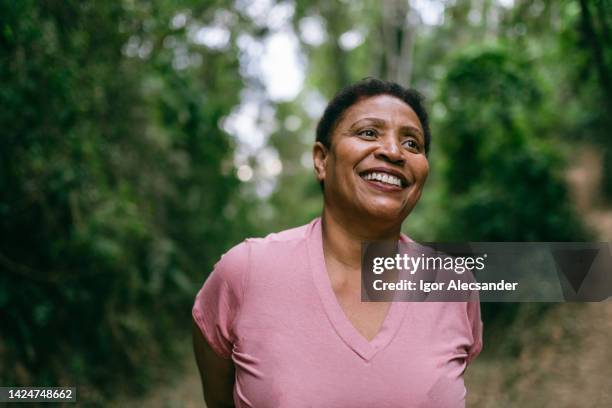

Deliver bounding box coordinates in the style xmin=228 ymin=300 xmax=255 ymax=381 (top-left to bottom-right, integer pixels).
xmin=359 ymin=168 xmax=408 ymax=187
xmin=360 ymin=176 xmax=406 ymax=192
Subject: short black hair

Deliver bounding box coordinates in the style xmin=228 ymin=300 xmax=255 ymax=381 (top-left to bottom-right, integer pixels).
xmin=315 ymin=77 xmax=431 ymax=154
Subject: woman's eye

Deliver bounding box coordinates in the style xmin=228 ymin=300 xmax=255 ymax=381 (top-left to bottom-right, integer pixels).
xmin=358 ymin=129 xmax=378 ymax=138
xmin=403 ymin=139 xmax=421 ymax=151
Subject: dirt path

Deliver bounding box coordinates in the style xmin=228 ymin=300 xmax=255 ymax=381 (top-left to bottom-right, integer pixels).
xmin=567 ymin=146 xmax=612 ymax=238
xmin=466 ymin=144 xmax=612 ymax=407
xmin=111 ymin=338 xmax=205 ymax=408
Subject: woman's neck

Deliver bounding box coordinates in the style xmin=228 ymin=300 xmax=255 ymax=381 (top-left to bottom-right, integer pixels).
xmin=321 ymin=207 xmax=402 ymax=272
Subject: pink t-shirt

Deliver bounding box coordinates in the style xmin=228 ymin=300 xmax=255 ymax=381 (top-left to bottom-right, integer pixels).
xmin=192 ymin=217 xmax=483 ymax=407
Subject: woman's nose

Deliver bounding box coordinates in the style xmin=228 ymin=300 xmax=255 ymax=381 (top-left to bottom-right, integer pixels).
xmin=374 ymin=135 xmax=404 ymax=165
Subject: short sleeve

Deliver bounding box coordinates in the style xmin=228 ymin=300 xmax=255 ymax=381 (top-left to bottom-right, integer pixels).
xmin=466 ymin=300 xmax=483 ymax=365
xmin=192 ymin=241 xmax=250 ymax=359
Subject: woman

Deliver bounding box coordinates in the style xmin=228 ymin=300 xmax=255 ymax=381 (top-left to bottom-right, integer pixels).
xmin=192 ymin=78 xmax=483 ymax=407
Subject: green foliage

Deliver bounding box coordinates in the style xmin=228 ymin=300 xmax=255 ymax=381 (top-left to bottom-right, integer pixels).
xmin=0 ymin=0 xmax=251 ymax=398
xmin=436 ymin=47 xmax=589 ymax=241
xmin=435 ymin=46 xmax=591 ymax=334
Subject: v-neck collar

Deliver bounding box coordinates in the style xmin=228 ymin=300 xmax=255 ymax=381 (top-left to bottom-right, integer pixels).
xmin=306 ymin=217 xmax=409 ymax=361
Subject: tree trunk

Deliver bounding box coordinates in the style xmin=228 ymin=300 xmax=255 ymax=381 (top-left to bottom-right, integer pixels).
xmin=378 ymin=0 xmax=414 ymax=86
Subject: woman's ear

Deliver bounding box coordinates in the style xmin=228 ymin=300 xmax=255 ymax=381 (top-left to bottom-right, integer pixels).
xmin=312 ymin=142 xmax=328 ymax=184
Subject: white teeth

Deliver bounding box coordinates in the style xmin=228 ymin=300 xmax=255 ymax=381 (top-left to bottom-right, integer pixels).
xmin=362 ymin=172 xmax=402 ymax=187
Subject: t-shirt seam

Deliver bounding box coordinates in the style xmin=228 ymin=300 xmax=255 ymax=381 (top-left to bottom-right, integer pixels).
xmin=464 ymin=300 xmax=483 ymax=364
xmin=248 ymin=234 xmax=307 ymax=245
xmin=192 ymin=304 xmax=232 ymax=360
xmin=231 ymin=239 xmax=252 ymax=343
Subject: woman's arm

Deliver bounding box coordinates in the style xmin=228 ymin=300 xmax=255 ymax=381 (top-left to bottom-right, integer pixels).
xmin=192 ymin=318 xmax=236 ymax=408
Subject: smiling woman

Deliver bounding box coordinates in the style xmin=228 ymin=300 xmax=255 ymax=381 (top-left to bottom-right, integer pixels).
xmin=313 ymin=92 xmax=430 ymax=231
xmin=192 ymin=78 xmax=482 ymax=408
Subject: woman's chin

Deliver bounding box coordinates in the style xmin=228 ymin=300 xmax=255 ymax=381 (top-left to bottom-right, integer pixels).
xmin=363 ymin=204 xmax=407 ymax=224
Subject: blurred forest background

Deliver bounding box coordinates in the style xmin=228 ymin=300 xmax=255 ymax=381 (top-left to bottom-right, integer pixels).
xmin=1 ymin=0 xmax=611 ymax=406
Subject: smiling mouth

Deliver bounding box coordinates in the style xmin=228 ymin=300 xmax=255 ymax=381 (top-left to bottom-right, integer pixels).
xmin=359 ymin=170 xmax=408 ymax=189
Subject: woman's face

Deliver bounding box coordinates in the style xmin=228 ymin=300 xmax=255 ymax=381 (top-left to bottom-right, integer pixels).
xmin=314 ymin=94 xmax=429 ymax=224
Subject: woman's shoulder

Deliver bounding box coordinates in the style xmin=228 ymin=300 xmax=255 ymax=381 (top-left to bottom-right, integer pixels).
xmin=206 ymin=218 xmax=318 ymax=299
xmin=245 ymin=217 xmax=319 ymax=247
xmin=216 ymin=218 xmax=319 ymax=274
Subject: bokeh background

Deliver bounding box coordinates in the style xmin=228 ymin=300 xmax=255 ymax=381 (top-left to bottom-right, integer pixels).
xmin=1 ymin=0 xmax=611 ymax=406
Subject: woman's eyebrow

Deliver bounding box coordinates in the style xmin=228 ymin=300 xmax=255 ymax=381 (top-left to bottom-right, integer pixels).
xmin=400 ymin=125 xmax=424 ymax=138
xmin=349 ymin=118 xmax=424 ymax=140
xmin=349 ymin=117 xmax=387 ymax=129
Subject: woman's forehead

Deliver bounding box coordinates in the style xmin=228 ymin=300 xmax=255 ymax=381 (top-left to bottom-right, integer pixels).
xmin=338 ymin=94 xmax=423 ymax=131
